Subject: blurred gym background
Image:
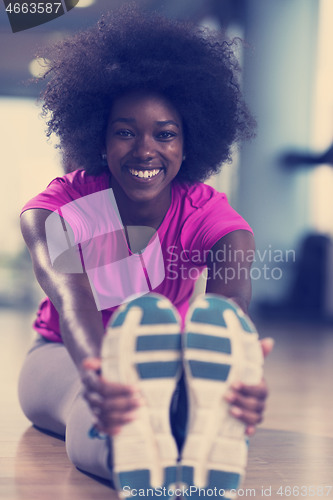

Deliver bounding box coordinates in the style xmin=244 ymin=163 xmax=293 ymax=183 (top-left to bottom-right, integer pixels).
xmin=1 ymin=0 xmax=333 ymax=320
xmin=2 ymin=3 xmax=333 ymax=498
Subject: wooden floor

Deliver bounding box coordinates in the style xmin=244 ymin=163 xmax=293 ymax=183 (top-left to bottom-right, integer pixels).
xmin=1 ymin=309 xmax=333 ymax=499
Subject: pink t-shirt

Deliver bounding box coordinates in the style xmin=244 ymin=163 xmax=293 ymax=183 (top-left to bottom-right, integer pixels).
xmin=21 ymin=169 xmax=252 ymax=342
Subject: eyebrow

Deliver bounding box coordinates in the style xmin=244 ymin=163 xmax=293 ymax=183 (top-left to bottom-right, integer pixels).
xmin=110 ymin=118 xmax=135 ymax=125
xmin=110 ymin=118 xmax=180 ymax=128
xmin=156 ymin=120 xmax=180 ymax=128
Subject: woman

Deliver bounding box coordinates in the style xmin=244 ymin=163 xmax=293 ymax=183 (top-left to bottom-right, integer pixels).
xmin=19 ymin=6 xmax=273 ymax=498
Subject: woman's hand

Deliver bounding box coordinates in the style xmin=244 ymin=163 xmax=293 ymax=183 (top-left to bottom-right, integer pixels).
xmin=81 ymin=358 xmax=142 ymax=436
xmin=224 ymin=337 xmax=274 ymax=436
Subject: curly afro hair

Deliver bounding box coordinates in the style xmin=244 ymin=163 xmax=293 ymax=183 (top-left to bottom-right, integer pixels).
xmin=40 ymin=4 xmax=255 ymax=183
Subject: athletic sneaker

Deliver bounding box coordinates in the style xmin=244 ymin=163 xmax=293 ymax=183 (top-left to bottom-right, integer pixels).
xmin=101 ymin=294 xmax=182 ymax=498
xmin=180 ymin=294 xmax=263 ymax=500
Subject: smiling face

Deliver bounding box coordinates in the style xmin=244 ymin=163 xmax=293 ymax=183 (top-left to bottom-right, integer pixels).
xmin=105 ymin=91 xmax=184 ymax=208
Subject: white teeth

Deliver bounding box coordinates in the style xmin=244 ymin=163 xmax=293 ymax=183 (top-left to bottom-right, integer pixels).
xmin=129 ymin=168 xmax=161 ymax=179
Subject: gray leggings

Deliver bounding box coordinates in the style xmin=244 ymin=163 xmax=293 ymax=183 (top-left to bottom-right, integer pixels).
xmin=18 ymin=335 xmax=187 ymax=484
xmin=18 ymin=335 xmax=113 ymax=482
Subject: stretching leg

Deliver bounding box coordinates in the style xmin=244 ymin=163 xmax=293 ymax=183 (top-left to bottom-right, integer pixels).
xmin=18 ymin=336 xmax=112 ymax=482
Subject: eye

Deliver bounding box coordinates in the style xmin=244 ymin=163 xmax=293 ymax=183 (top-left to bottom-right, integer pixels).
xmin=156 ymin=130 xmax=177 ymax=140
xmin=115 ymin=129 xmax=134 ymax=138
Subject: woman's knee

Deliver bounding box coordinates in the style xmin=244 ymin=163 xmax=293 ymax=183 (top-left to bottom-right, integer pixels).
xmin=17 ymin=340 xmax=76 ymax=436
xmin=18 ymin=362 xmax=65 ymax=436
xmin=18 ymin=358 xmax=42 ymax=426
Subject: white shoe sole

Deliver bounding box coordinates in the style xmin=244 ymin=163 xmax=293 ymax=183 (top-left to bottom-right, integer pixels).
xmin=101 ymin=294 xmax=182 ymax=498
xmin=180 ymin=295 xmax=263 ymax=500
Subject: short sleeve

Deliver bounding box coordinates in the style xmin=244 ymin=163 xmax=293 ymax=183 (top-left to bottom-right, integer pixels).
xmin=20 ymin=170 xmax=109 ymax=216
xmin=180 ymin=192 xmax=253 ymax=264
xmin=19 ymin=171 xmax=124 ymax=253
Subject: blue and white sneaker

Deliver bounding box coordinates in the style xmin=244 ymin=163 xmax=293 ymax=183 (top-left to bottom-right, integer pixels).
xmin=101 ymin=294 xmax=182 ymax=499
xmin=180 ymin=294 xmax=263 ymax=500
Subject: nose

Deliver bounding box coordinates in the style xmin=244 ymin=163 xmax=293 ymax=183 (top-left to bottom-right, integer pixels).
xmin=132 ymin=134 xmax=155 ymax=160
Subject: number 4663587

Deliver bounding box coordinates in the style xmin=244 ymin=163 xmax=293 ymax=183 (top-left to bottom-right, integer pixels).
xmin=5 ymin=3 xmax=62 ymax=14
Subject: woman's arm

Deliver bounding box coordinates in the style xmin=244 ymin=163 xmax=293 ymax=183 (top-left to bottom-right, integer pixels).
xmin=21 ymin=208 xmax=140 ymax=435
xmin=205 ymin=230 xmax=273 ymax=435
xmin=20 ymin=208 xmax=105 ymax=368
xmin=205 ymin=229 xmax=254 ymax=312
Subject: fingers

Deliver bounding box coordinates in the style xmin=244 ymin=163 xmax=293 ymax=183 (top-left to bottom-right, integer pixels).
xmin=92 ymin=402 xmax=140 ymax=436
xmin=260 ymin=337 xmax=275 ymax=358
xmin=226 ymin=395 xmax=265 ymax=426
xmin=82 ymin=357 xmax=102 ymax=372
xmin=224 ymin=378 xmax=269 ymax=431
xmin=225 ymin=388 xmax=266 ymax=413
xmin=81 ymin=358 xmax=142 ymax=436
xmin=84 ymin=385 xmax=141 ymax=435
xmin=223 ymin=337 xmax=273 ymax=434
xmin=229 ymin=404 xmax=264 ymax=426
xmin=83 ymin=372 xmax=138 ymax=398
xmin=85 ymin=391 xmax=141 ymax=425
xmin=84 ymin=389 xmax=139 ymax=411
xmin=245 ymin=425 xmax=256 ymax=437
xmin=95 ymin=408 xmax=139 ymax=432
xmin=230 ymin=380 xmax=268 ymax=400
